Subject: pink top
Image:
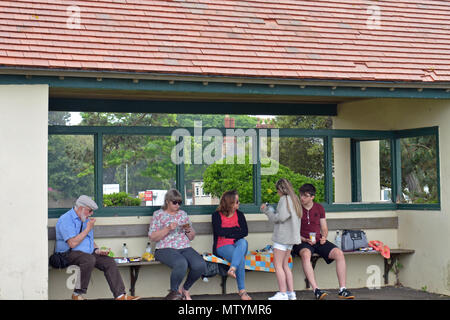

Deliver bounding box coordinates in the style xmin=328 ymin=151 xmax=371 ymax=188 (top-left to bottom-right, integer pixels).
xmin=216 ymin=211 xmax=240 ymax=249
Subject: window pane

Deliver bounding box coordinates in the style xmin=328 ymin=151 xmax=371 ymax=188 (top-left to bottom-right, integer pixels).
xmin=400 ymin=135 xmax=438 ymax=204
xmin=360 ymin=139 xmax=391 ymax=202
xmin=199 ymin=134 xmax=255 ymax=204
xmin=274 ymin=137 xmax=325 ymax=203
xmin=102 ymin=135 xmax=176 ymax=207
xmin=62 ymin=112 xmax=261 ymax=128
xmin=185 ymin=164 xmax=220 ymax=205
xmin=48 ymin=135 xmax=94 ymax=208
xmin=332 ymin=138 xmax=351 ymax=203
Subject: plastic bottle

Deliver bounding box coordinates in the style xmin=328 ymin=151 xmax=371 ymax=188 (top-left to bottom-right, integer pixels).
xmin=122 ymin=243 xmax=128 ymax=258
xmin=145 ymin=242 xmax=152 ymax=254
xmin=335 ymin=231 xmax=342 ymax=249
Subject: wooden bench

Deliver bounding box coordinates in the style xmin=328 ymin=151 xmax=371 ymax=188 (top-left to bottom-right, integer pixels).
xmin=304 ymin=248 xmax=415 ymax=289
xmin=48 ymin=216 xmax=401 ymax=296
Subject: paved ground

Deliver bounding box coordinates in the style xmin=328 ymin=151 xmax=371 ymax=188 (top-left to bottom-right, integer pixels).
xmin=146 ymin=286 xmax=450 ymax=300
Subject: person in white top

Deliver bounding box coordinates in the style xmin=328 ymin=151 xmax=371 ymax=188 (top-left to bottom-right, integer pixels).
xmin=261 ymin=178 xmax=302 ymax=300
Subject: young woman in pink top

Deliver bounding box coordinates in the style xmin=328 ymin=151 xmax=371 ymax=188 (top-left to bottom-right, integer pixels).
xmin=211 ymin=190 xmax=250 ymax=300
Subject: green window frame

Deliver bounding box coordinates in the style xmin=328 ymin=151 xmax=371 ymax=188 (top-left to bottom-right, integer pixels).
xmin=48 ymin=125 xmax=440 ymax=218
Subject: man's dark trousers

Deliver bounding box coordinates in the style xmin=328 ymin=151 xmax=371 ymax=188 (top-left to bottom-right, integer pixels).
xmin=67 ymin=250 xmax=126 ymax=298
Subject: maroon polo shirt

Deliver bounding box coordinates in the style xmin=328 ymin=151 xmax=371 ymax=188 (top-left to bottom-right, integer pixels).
xmin=300 ymin=202 xmax=326 ymax=239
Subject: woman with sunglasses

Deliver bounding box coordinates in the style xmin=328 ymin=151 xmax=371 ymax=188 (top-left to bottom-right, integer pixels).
xmin=212 ymin=190 xmax=251 ymax=300
xmin=149 ymin=189 xmax=206 ymax=300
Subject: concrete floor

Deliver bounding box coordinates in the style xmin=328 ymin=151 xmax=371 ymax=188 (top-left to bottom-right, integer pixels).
xmin=146 ymin=286 xmax=450 ymax=300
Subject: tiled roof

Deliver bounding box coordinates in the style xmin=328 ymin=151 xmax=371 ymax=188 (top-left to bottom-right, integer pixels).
xmin=1 ymin=0 xmax=450 ymax=82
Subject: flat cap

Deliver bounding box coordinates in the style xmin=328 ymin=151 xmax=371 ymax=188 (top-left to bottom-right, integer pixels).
xmin=75 ymin=195 xmax=98 ymax=211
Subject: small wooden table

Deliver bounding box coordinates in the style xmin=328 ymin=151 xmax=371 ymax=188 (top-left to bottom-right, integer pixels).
xmin=116 ymin=260 xmax=161 ymax=296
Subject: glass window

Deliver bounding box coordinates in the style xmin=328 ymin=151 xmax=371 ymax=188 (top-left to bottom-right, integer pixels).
xmin=360 ymin=139 xmax=392 ymax=202
xmin=199 ymin=135 xmax=255 ymax=205
xmin=48 ymin=135 xmax=94 ymax=208
xmin=273 ymin=137 xmax=325 ymax=203
xmin=102 ymin=135 xmax=176 ymax=207
xmin=399 ymin=135 xmax=438 ymax=204
xmin=332 ymin=138 xmax=351 ymax=203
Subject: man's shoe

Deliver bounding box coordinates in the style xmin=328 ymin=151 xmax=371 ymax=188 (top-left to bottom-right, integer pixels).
xmin=115 ymin=294 xmax=141 ymax=300
xmin=338 ymin=288 xmax=355 ymax=299
xmin=71 ymin=293 xmax=86 ymax=300
xmin=314 ymin=288 xmax=328 ymax=300
xmin=165 ymin=290 xmax=182 ymax=300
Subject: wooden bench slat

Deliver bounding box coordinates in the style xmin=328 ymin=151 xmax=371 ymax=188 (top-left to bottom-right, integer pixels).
xmin=47 ymin=217 xmax=399 ymax=240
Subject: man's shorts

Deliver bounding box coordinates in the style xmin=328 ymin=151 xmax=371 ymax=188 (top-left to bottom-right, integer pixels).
xmin=292 ymin=240 xmax=338 ymax=264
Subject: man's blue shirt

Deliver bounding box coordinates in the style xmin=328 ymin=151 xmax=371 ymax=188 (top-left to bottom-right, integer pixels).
xmin=55 ymin=208 xmax=94 ymax=254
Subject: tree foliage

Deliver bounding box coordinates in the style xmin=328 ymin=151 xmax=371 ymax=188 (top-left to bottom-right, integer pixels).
xmin=274 ymin=115 xmax=332 ymax=179
xmin=202 ymin=155 xmax=324 ymax=204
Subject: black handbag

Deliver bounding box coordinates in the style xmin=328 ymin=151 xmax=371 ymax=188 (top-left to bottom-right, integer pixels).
xmin=49 ymin=251 xmax=70 ymax=269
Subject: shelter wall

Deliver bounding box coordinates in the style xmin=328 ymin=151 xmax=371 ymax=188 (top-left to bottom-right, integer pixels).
xmin=335 ymin=98 xmax=450 ymax=295
xmin=0 ymin=85 xmax=49 ymax=299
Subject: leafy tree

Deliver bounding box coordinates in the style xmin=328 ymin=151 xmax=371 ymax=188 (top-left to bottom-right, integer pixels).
xmin=274 ymin=115 xmax=332 ymax=179
xmin=202 ymin=155 xmax=324 ymax=204
xmin=49 ymin=111 xmax=71 ymax=125
xmin=176 ymin=114 xmax=259 ymax=128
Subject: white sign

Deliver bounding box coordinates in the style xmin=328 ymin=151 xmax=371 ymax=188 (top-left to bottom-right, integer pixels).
xmin=145 ymin=190 xmax=167 ymax=206
xmin=103 ymin=184 xmax=120 ymax=195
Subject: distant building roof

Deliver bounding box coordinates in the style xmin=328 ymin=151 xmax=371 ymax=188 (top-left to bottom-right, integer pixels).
xmin=1 ymin=0 xmax=450 ymax=82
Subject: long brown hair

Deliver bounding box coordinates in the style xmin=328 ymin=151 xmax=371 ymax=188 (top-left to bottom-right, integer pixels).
xmin=217 ymin=190 xmax=238 ymax=217
xmin=276 ymin=178 xmax=302 ymax=218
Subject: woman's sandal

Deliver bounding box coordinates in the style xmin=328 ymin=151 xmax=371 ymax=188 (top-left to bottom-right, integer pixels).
xmin=227 ymin=267 xmax=237 ymax=279
xmin=239 ymin=290 xmax=252 ymax=300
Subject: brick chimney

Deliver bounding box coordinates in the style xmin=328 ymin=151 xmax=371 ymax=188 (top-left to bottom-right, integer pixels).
xmin=223 ymin=116 xmax=236 ymax=157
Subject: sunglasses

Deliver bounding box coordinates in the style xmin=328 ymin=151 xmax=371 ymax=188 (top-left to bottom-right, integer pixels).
xmin=171 ymin=200 xmax=182 ymax=205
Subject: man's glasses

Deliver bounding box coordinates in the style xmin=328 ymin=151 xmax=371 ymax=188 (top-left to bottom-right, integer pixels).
xmin=171 ymin=200 xmax=182 ymax=205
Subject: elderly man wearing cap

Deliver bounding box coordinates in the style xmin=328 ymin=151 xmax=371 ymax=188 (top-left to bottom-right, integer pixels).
xmin=55 ymin=195 xmax=140 ymax=300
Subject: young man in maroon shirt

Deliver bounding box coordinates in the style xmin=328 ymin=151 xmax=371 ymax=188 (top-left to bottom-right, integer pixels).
xmin=292 ymin=184 xmax=355 ymax=300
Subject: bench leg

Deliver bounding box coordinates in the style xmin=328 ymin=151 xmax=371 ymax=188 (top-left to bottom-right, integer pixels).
xmin=383 ymin=254 xmax=399 ymax=285
xmin=305 ymin=256 xmax=321 ymax=289
xmin=129 ymin=266 xmax=141 ymax=297
xmin=220 ymin=275 xmax=227 ymax=295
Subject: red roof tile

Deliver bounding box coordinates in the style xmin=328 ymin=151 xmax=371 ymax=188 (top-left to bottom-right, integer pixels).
xmin=1 ymin=0 xmax=450 ymax=82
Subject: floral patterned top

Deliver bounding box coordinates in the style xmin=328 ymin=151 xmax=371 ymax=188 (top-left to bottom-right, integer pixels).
xmin=148 ymin=209 xmax=193 ymax=249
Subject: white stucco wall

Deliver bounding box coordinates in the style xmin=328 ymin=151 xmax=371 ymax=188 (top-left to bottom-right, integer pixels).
xmin=0 ymin=85 xmax=49 ymax=299
xmin=335 ymin=98 xmax=450 ymax=296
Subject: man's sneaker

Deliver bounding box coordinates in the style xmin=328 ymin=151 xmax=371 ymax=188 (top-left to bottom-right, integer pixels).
xmin=71 ymin=293 xmax=86 ymax=300
xmin=314 ymin=288 xmax=328 ymax=300
xmin=268 ymin=292 xmax=289 ymax=300
xmin=338 ymin=288 xmax=355 ymax=299
xmin=287 ymin=291 xmax=297 ymax=300
xmin=115 ymin=294 xmax=141 ymax=300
